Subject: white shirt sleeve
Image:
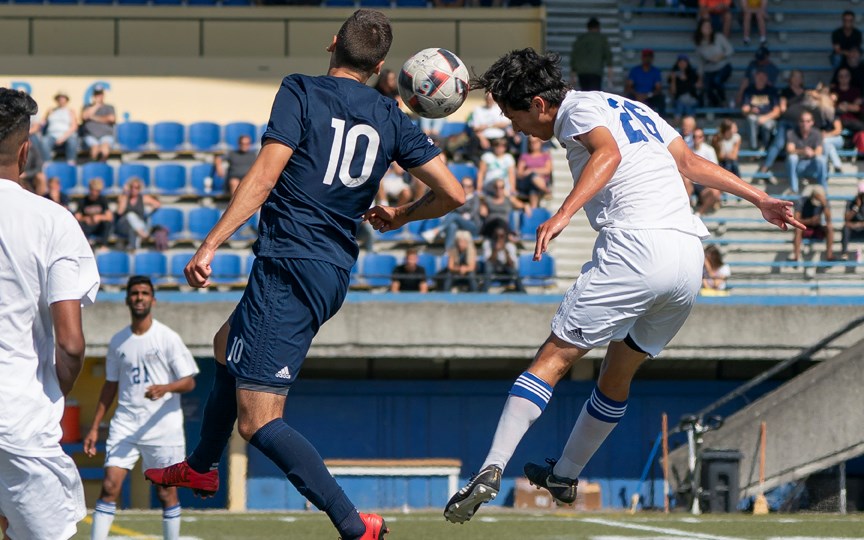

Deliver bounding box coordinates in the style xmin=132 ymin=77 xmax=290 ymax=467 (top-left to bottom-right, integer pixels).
xmin=167 ymin=331 xmax=199 ymax=380
xmin=561 ymin=98 xmax=613 ymax=141
xmin=47 ymin=213 xmax=100 ymax=306
xmin=106 ymin=342 xmax=120 ymax=382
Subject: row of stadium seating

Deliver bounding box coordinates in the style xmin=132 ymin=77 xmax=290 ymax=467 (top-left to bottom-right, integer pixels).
xmin=46 ymin=161 xmax=223 ymax=197
xmin=112 ymin=121 xmax=263 ymax=153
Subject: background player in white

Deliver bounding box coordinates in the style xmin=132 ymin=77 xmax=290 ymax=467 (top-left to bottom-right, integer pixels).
xmin=0 ymin=88 xmax=100 ymax=540
xmin=444 ymin=49 xmax=805 ymax=524
xmin=84 ymin=275 xmax=198 ymax=540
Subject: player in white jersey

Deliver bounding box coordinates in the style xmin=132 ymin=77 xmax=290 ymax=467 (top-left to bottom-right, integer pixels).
xmin=444 ymin=49 xmax=804 ymax=524
xmin=83 ymin=275 xmax=198 ymax=540
xmin=0 ymin=89 xmax=100 ymax=540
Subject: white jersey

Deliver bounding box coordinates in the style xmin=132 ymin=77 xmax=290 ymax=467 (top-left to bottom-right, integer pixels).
xmin=0 ymin=180 xmax=99 ymax=458
xmin=554 ymin=91 xmax=709 ymax=238
xmin=106 ymin=319 xmax=199 ymax=446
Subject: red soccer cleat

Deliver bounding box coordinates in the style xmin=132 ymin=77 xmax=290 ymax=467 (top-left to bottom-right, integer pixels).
xmin=144 ymin=460 xmax=219 ymax=497
xmin=358 ymin=512 xmax=389 ymax=539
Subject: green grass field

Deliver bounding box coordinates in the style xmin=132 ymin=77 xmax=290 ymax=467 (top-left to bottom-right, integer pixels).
xmin=72 ymin=510 xmax=864 ymax=539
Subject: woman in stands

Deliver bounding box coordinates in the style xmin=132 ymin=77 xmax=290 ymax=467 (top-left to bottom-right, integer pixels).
xmin=702 ymin=244 xmax=731 ymax=291
xmin=516 ymin=135 xmax=552 ymax=211
xmin=116 ymin=177 xmax=161 ymax=252
xmin=693 ymin=17 xmax=734 ymax=107
xmin=712 ymin=118 xmax=741 ymax=177
xmin=441 ymin=229 xmax=479 ymax=292
xmin=668 ymin=53 xmax=700 ymax=124
xmin=41 ymin=91 xmax=80 ymax=166
xmin=479 ymin=178 xmax=528 ymax=241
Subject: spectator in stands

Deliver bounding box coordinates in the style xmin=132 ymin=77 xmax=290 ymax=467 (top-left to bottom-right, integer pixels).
xmin=740 ymin=0 xmax=767 ymax=46
xmin=419 ymin=116 xmax=446 ymax=142
xmin=702 ymin=244 xmax=730 ymax=291
xmin=685 ymin=128 xmax=722 ymax=216
xmin=831 ymin=47 xmax=864 ymax=92
xmin=215 ymin=135 xmax=257 ymax=197
xmin=741 ymin=69 xmax=780 ymax=150
xmin=480 ymin=178 xmax=527 ymax=240
xmin=831 ymin=11 xmax=862 ymax=69
xmin=668 ymin=54 xmax=700 ymax=123
xmin=570 ymin=17 xmax=614 ymax=91
xmin=41 ymin=91 xmax=79 ymax=165
xmin=74 ymin=178 xmax=113 ymax=248
xmin=790 ymin=185 xmax=834 ymax=262
xmin=841 ymin=182 xmax=864 ymax=259
xmin=736 ymin=46 xmax=779 ymax=106
xmin=478 ymin=138 xmax=516 ymax=197
xmin=482 ymin=225 xmax=524 ymax=293
xmin=28 ymin=102 xmax=45 ymax=167
xmin=469 ymin=92 xmax=512 ymax=157
xmin=377 ymin=161 xmax=412 ymax=206
xmin=814 ymin=86 xmax=845 ymax=173
xmin=373 ymin=68 xmax=399 ymax=102
xmin=625 ymin=49 xmax=665 ymax=115
xmin=81 ymin=86 xmax=116 ymax=162
xmin=694 ymin=17 xmax=734 ymax=107
xmin=43 ymin=176 xmax=70 ymax=210
xmin=425 ymin=176 xmax=482 ymax=248
xmin=516 ymin=136 xmax=552 ymax=210
xmin=115 ymin=177 xmax=161 ymax=252
xmin=390 ymin=248 xmax=429 ymax=294
xmin=713 ymin=118 xmax=741 ymax=177
xmin=441 ymin=230 xmax=479 ymax=292
xmin=759 ymin=70 xmax=810 ymax=175
xmin=20 ymin=131 xmax=45 ymax=194
xmin=786 ymin=110 xmax=827 ymax=195
xmin=834 ymin=68 xmax=864 ymax=134
xmin=679 ymin=115 xmax=697 ymax=147
xmin=698 ymin=0 xmax=732 ymax=38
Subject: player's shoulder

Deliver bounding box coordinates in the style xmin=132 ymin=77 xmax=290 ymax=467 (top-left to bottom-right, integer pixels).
xmin=150 ymin=319 xmax=184 ymax=343
xmin=109 ymin=325 xmax=133 ymax=347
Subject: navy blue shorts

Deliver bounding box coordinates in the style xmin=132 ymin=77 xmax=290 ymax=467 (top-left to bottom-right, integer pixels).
xmin=225 ymin=257 xmax=348 ymax=389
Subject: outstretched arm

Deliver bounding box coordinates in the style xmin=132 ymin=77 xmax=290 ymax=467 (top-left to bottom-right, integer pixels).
xmin=84 ymin=381 xmax=118 ymax=457
xmin=667 ymin=137 xmax=805 ymax=231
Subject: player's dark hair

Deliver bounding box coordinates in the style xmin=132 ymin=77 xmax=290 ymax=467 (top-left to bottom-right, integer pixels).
xmin=470 ymin=48 xmax=569 ymax=112
xmin=0 ymin=88 xmax=37 ymax=165
xmin=332 ymin=9 xmax=393 ymax=76
xmin=126 ymin=275 xmax=154 ymax=295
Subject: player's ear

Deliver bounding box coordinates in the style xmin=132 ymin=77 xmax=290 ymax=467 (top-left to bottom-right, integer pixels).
xmin=372 ymin=59 xmax=385 ymax=76
xmin=17 ymin=137 xmax=29 ymax=173
xmin=326 ymin=35 xmax=337 ymax=53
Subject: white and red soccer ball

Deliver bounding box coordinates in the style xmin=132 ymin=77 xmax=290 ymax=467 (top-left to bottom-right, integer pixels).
xmin=397 ymin=48 xmax=470 ymax=119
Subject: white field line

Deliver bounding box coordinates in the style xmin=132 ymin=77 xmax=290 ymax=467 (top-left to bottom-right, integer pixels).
xmin=580 ymin=517 xmax=747 ymax=540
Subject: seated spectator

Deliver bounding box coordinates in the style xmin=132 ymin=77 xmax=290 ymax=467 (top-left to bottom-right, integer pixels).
xmin=373 ymin=68 xmax=400 ymax=103
xmin=679 ymin=115 xmax=697 ymax=147
xmin=75 ymin=178 xmax=113 ymax=248
xmin=116 ymin=177 xmax=161 ymax=252
xmin=699 ymin=0 xmax=731 ymax=38
xmin=478 ymin=138 xmax=516 ymax=196
xmin=760 ymin=70 xmax=811 ymax=174
xmin=20 ymin=131 xmax=45 ymax=194
xmin=834 ymin=68 xmax=864 ymax=134
xmin=482 ymin=226 xmax=524 ymax=292
xmin=694 ymin=18 xmax=734 ymax=107
xmin=831 ymin=47 xmax=864 ymax=92
xmin=215 ymin=135 xmax=257 ymax=197
xmin=41 ymin=91 xmax=79 ymax=165
xmin=736 ymin=46 xmax=779 ymax=106
xmin=441 ymin=230 xmax=479 ymax=292
xmin=685 ymin=128 xmax=722 ymax=216
xmin=418 ymin=116 xmax=446 ymax=141
xmin=669 ymin=54 xmax=700 ymax=123
xmin=425 ymin=176 xmax=482 ymax=248
xmin=625 ymin=49 xmax=665 ymax=115
xmin=516 ymin=136 xmax=552 ymax=209
xmin=791 ymin=185 xmax=834 ymax=261
xmin=80 ymin=86 xmax=116 ymax=162
xmin=43 ymin=176 xmax=70 ymax=210
xmin=702 ymin=244 xmax=731 ymax=291
xmin=479 ymin=178 xmax=528 ymax=240
xmin=831 ymin=10 xmax=862 ymax=69
xmin=786 ymin=111 xmax=828 ymax=194
xmin=740 ymin=70 xmax=780 ymax=150
xmin=814 ymin=87 xmax=846 ymax=173
xmin=390 ymin=248 xmax=428 ymax=294
xmin=741 ymin=0 xmax=768 ymax=45
xmin=713 ymin=118 xmax=741 ymax=176
xmin=842 ymin=182 xmax=864 ymax=259
xmin=377 ymin=162 xmax=412 ymax=206
xmin=469 ymin=92 xmax=512 ymax=158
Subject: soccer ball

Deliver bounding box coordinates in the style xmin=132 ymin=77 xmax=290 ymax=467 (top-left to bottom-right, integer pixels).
xmin=397 ymin=48 xmax=470 ymax=119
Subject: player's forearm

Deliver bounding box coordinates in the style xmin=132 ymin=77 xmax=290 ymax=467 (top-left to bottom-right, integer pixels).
xmin=56 ymin=348 xmax=84 ymax=397
xmin=202 ymin=175 xmax=273 ymax=249
xmin=682 ymin=154 xmax=766 ymax=205
xmin=556 ymin=150 xmax=619 ymax=219
xmin=164 ymin=376 xmax=196 ymax=394
xmin=396 ymin=189 xmax=461 ymax=222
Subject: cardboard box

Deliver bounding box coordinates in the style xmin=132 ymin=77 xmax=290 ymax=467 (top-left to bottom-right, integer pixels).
xmin=513 ymin=477 xmax=602 ymax=511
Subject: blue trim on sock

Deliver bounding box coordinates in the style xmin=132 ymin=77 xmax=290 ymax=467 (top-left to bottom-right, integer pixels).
xmin=585 ymin=386 xmax=627 ymax=423
xmin=509 ymin=372 xmax=553 ymax=411
xmin=163 ymin=504 xmax=181 ymax=519
xmin=95 ymin=499 xmax=116 ymax=515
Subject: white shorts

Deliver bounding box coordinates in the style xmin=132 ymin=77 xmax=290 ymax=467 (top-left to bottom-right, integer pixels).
xmin=105 ymin=440 xmax=185 ymax=472
xmin=0 ymin=447 xmax=86 ymax=540
xmin=551 ymin=228 xmax=704 ymax=357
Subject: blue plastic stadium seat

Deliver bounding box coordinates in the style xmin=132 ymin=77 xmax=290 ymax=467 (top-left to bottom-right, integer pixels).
xmin=360 ymin=253 xmax=397 ymax=288
xmin=151 ymin=0 xmax=182 ymax=3
xmin=149 ymin=207 xmax=185 ymax=241
xmin=116 ymin=122 xmax=149 ymax=152
xmin=153 ymin=164 xmax=188 ymax=196
xmin=231 ymin=212 xmax=259 ymax=243
xmin=82 ymin=0 xmax=114 ymax=4
xmin=117 ymin=163 xmax=151 ymax=190
xmin=245 ymin=253 xmax=256 ymax=275
xmin=415 ymin=252 xmax=437 ymax=285
xmin=96 ymin=251 xmax=130 ymax=287
xmin=210 ymin=253 xmax=243 ymax=285
xmin=224 ymin=122 xmax=257 ymax=150
xmin=152 ymin=122 xmax=185 ymax=152
xmin=439 ymin=122 xmax=468 ymax=139
xmin=359 ymin=0 xmax=389 ymax=5
xmin=48 ymin=0 xmax=79 ymax=4
xmin=186 ymin=0 xmax=217 ymax=4
xmin=518 ymin=253 xmax=555 ymax=287
xmin=221 ymin=0 xmax=251 ymax=5
xmin=519 ymin=207 xmax=551 ymax=240
xmin=133 ymin=252 xmax=168 ymax=283
xmin=116 ymin=0 xmax=148 ymax=4
xmin=395 ymin=0 xmax=428 ymax=5
xmin=44 ymin=162 xmax=78 ymax=194
xmin=80 ymin=162 xmax=116 ymax=193
xmin=448 ymin=163 xmax=478 ymax=182
xmin=190 ymin=163 xmax=225 ymax=196
xmin=188 ymin=122 xmax=221 ymax=152
xmin=169 ymin=252 xmax=194 ymax=282
xmin=323 ymin=0 xmax=355 ymax=5
xmin=188 ymin=207 xmax=221 ymax=241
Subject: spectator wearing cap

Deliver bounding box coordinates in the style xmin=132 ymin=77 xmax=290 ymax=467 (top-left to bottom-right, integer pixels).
xmin=841 ymin=181 xmax=864 ymax=259
xmin=694 ymin=17 xmax=734 ymax=107
xmin=740 ymin=69 xmax=780 ymax=150
xmin=831 ymin=11 xmax=862 ymax=70
xmin=736 ymin=46 xmax=779 ymax=106
xmin=625 ymin=49 xmax=665 ymax=115
xmin=668 ymin=53 xmax=700 ymax=123
xmin=41 ymin=91 xmax=79 ymax=165
xmin=570 ymin=17 xmax=613 ymax=91
xmin=741 ymin=0 xmax=768 ymax=45
xmin=81 ymin=86 xmax=116 ymax=162
xmin=698 ymin=0 xmax=732 ymax=38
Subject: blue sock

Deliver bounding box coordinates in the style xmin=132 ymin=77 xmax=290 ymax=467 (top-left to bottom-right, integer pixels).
xmin=250 ymin=419 xmax=365 ymax=540
xmin=188 ymin=362 xmax=237 ymax=474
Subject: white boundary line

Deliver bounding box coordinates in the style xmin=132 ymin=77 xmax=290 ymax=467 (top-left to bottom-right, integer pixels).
xmin=580 ymin=517 xmax=747 ymax=540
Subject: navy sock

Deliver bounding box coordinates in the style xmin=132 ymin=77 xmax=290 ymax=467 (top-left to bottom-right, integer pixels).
xmin=250 ymin=419 xmax=365 ymax=540
xmin=188 ymin=363 xmax=237 ymax=474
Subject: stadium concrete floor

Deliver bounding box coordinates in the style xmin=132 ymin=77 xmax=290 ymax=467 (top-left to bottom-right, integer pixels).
xmin=72 ymin=510 xmax=864 ymax=539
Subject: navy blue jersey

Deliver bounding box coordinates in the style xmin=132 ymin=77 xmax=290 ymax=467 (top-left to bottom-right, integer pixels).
xmin=256 ymin=74 xmax=440 ymax=269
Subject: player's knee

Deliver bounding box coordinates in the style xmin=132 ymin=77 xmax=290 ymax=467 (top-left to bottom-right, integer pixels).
xmin=237 ymin=419 xmax=259 ymax=441
xmin=99 ymin=482 xmax=121 ymax=502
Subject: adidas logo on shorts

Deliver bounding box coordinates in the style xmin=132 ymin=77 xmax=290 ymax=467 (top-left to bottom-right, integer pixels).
xmin=566 ymin=327 xmax=584 ymax=340
xmin=275 ymin=367 xmax=291 ymax=379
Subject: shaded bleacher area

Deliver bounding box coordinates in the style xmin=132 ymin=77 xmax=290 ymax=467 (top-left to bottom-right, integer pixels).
xmin=0 ymin=0 xmax=536 ymax=6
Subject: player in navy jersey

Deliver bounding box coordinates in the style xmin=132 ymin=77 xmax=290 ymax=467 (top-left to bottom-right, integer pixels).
xmin=145 ymin=10 xmax=464 ymax=540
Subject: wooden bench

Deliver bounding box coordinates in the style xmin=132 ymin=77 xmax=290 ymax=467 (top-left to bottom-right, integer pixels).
xmin=324 ymin=458 xmax=462 ymax=497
